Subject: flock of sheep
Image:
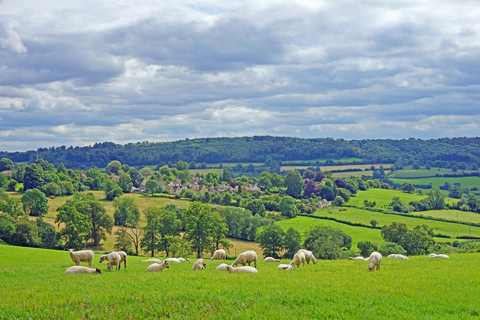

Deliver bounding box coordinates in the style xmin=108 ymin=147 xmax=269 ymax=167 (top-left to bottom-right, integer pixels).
xmin=64 ymin=248 xmax=450 ymax=275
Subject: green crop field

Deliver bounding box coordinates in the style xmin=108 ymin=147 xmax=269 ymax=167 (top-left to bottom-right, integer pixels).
xmin=1 ymin=245 xmax=480 ymax=319
xmin=347 ymin=189 xmax=427 ymax=207
xmin=410 ymin=209 xmax=480 ymax=224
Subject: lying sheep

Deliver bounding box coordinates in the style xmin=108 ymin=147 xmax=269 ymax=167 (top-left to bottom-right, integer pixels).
xmin=278 ymin=264 xmax=293 ymax=271
xmin=387 ymin=254 xmax=398 ymax=258
xmin=69 ymin=249 xmax=94 ymax=266
xmin=147 ymin=260 xmax=170 ymax=272
xmin=104 ymin=252 xmax=121 ymax=271
xmin=177 ymin=257 xmax=191 ymax=262
xmin=348 ymin=256 xmax=367 ymax=261
xmin=164 ymin=258 xmax=181 ymax=263
xmin=367 ymin=252 xmax=382 ymax=272
xmin=192 ymin=258 xmax=207 ymax=270
xmin=225 ymin=265 xmax=258 ymax=274
xmin=65 ymin=266 xmax=102 ymax=274
xmin=210 ymin=249 xmax=227 ymax=261
xmin=264 ymin=257 xmax=281 ymax=262
xmin=216 ymin=263 xmax=229 ymax=271
xmin=141 ymin=258 xmax=163 ymax=263
xmin=394 ymin=254 xmax=409 ymax=260
xmin=232 ymin=251 xmax=257 ymax=268
xmin=290 ymin=251 xmax=306 ymax=268
xmin=429 ymin=253 xmax=450 ymax=259
xmin=298 ymin=249 xmax=317 ymax=264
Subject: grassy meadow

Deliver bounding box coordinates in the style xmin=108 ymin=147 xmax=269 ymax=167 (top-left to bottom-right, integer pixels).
xmin=389 ymin=176 xmax=480 ymax=190
xmin=389 ymin=167 xmax=476 ymax=178
xmin=1 ymin=244 xmax=479 ymax=319
xmin=347 ymin=189 xmax=427 ymax=207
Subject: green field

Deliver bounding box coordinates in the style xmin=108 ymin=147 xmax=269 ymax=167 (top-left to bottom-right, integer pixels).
xmin=389 ymin=168 xmax=476 ymax=178
xmin=1 ymin=245 xmax=480 ymax=319
xmin=389 ymin=176 xmax=480 ymax=190
xmin=347 ymin=189 xmax=427 ymax=207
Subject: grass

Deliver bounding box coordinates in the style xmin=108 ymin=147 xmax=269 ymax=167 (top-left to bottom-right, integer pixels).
xmin=1 ymin=244 xmax=480 ymax=319
xmin=347 ymin=188 xmax=427 ymax=207
xmin=389 ymin=167 xmax=476 ymax=178
xmin=281 ymin=163 xmax=391 ymax=171
xmin=389 ymin=176 xmax=480 ymax=190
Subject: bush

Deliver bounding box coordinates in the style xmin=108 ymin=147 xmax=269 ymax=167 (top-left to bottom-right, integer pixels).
xmin=378 ymin=242 xmax=406 ymax=256
xmin=357 ymin=240 xmax=378 ymax=257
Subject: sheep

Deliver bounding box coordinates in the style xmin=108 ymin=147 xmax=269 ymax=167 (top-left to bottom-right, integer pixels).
xmin=232 ymin=251 xmax=257 ymax=268
xmin=264 ymin=257 xmax=281 ymax=262
xmin=348 ymin=256 xmax=367 ymax=260
xmin=210 ymin=249 xmax=227 ymax=261
xmin=141 ymin=258 xmax=163 ymax=263
xmin=429 ymin=253 xmax=449 ymax=259
xmin=225 ymin=265 xmax=258 ymax=274
xmin=216 ymin=263 xmax=229 ymax=271
xmin=65 ymin=266 xmax=102 ymax=274
xmin=103 ymin=252 xmax=121 ymax=271
xmin=177 ymin=257 xmax=191 ymax=262
xmin=192 ymin=258 xmax=207 ymax=270
xmin=387 ymin=254 xmax=398 ymax=258
xmin=394 ymin=254 xmax=409 ymax=260
xmin=290 ymin=251 xmax=306 ymax=268
xmin=298 ymin=249 xmax=317 ymax=264
xmin=164 ymin=258 xmax=181 ymax=264
xmin=117 ymin=251 xmax=128 ymax=269
xmin=147 ymin=260 xmax=170 ymax=272
xmin=278 ymin=264 xmax=293 ymax=271
xmin=367 ymin=252 xmax=382 ymax=272
xmin=68 ymin=249 xmax=94 ymax=266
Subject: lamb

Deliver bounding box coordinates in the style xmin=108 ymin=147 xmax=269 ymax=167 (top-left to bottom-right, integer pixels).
xmin=225 ymin=265 xmax=258 ymax=274
xmin=103 ymin=252 xmax=121 ymax=271
xmin=216 ymin=263 xmax=229 ymax=271
xmin=264 ymin=257 xmax=281 ymax=262
xmin=428 ymin=253 xmax=449 ymax=259
xmin=367 ymin=251 xmax=382 ymax=271
xmin=298 ymin=249 xmax=317 ymax=264
xmin=191 ymin=258 xmax=207 ymax=270
xmin=348 ymin=256 xmax=367 ymax=260
xmin=210 ymin=249 xmax=227 ymax=261
xmin=232 ymin=251 xmax=257 ymax=268
xmin=147 ymin=260 xmax=170 ymax=272
xmin=141 ymin=258 xmax=163 ymax=263
xmin=278 ymin=264 xmax=293 ymax=271
xmin=68 ymin=249 xmax=94 ymax=266
xmin=290 ymin=251 xmax=306 ymax=268
xmin=65 ymin=266 xmax=102 ymax=274
xmin=164 ymin=258 xmax=181 ymax=263
xmin=394 ymin=254 xmax=409 ymax=260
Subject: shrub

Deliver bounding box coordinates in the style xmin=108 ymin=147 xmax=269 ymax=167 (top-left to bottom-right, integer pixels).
xmin=378 ymin=242 xmax=406 ymax=256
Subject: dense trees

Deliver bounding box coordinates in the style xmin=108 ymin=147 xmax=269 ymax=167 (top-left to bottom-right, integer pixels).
xmin=304 ymin=226 xmax=352 ymax=260
xmin=256 ymin=224 xmax=286 ymax=259
xmin=381 ymin=222 xmax=435 ymax=255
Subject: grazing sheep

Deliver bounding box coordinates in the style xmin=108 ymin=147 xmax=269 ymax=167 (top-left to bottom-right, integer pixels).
xmin=264 ymin=257 xmax=281 ymax=262
xmin=298 ymin=249 xmax=317 ymax=264
xmin=117 ymin=251 xmax=128 ymax=269
xmin=69 ymin=249 xmax=94 ymax=266
xmin=164 ymin=258 xmax=181 ymax=263
xmin=367 ymin=252 xmax=382 ymax=272
xmin=177 ymin=257 xmax=191 ymax=262
xmin=429 ymin=253 xmax=449 ymax=259
xmin=141 ymin=258 xmax=163 ymax=263
xmin=65 ymin=266 xmax=102 ymax=274
xmin=290 ymin=251 xmax=306 ymax=268
xmin=216 ymin=263 xmax=229 ymax=271
xmin=210 ymin=249 xmax=227 ymax=261
xmin=225 ymin=265 xmax=259 ymax=274
xmin=147 ymin=260 xmax=170 ymax=272
xmin=348 ymin=256 xmax=367 ymax=260
xmin=232 ymin=251 xmax=257 ymax=268
xmin=104 ymin=252 xmax=121 ymax=271
xmin=192 ymin=258 xmax=207 ymax=270
xmin=278 ymin=264 xmax=293 ymax=271
xmin=394 ymin=254 xmax=409 ymax=260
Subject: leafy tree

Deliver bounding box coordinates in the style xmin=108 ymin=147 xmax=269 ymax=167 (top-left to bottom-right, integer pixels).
xmin=427 ymin=187 xmax=445 ymax=210
xmin=12 ymin=218 xmax=41 ymax=247
xmin=176 ymin=160 xmax=188 ymax=171
xmin=357 ymin=240 xmax=378 ymax=257
xmin=23 ymin=164 xmax=45 ymax=190
xmin=448 ymin=185 xmax=462 ymax=199
xmin=258 ymin=175 xmax=273 ymax=190
xmin=378 ymin=242 xmax=406 ymax=256
xmin=314 ymin=171 xmax=326 ymax=182
xmin=284 ymin=171 xmax=304 ymax=198
xmin=304 ymin=226 xmax=351 ymax=260
xmin=210 ymin=211 xmax=231 ymax=252
xmin=21 ymin=188 xmax=49 ymax=216
xmin=389 ymin=196 xmax=412 ymax=213
xmin=221 ymin=169 xmax=233 ymax=184
xmin=141 ymin=207 xmax=163 ymax=257
xmin=0 ymin=213 xmax=15 ymax=243
xmin=43 ymin=182 xmax=61 ymax=197
xmin=125 ymin=216 xmax=142 ymax=256
xmin=129 ymin=168 xmax=143 ymax=188
xmin=398 ymin=225 xmax=435 ymax=255
xmin=36 ymin=217 xmax=61 ymax=249
xmin=75 ymin=198 xmax=113 ymax=247
xmin=114 ymin=227 xmax=133 ymax=253
xmin=107 ymin=160 xmax=122 ymax=175
xmin=402 ymin=182 xmax=415 ymax=193
xmin=113 ymin=196 xmax=141 ymax=226
xmin=61 ymin=181 xmax=75 ymax=195
xmin=7 ymin=179 xmax=17 ymax=192
xmin=140 ymin=167 xmax=155 ymax=177
xmin=204 ymin=171 xmax=220 ymax=186
xmin=169 ymin=236 xmax=192 ymax=258
xmin=118 ymin=171 xmax=133 ymax=193
xmin=56 ymin=163 xmax=67 ymax=174
xmin=303 ymin=169 xmax=315 ymax=179
xmin=279 ymin=196 xmax=298 ymax=218
xmin=370 ymin=219 xmax=378 ymax=228
xmin=157 ymin=209 xmax=182 ymax=257
xmin=221 ymin=192 xmax=232 ymax=206
xmin=0 ymin=158 xmax=14 ymax=171
xmin=104 ymin=179 xmax=123 ymax=200
xmin=319 ymin=186 xmax=335 ymax=201
xmin=284 ymin=227 xmax=302 ymax=259
xmin=256 ymin=224 xmax=285 ymax=259
xmin=189 ymin=161 xmax=197 ymax=169
xmin=246 ymin=199 xmax=266 ymax=217
xmin=183 ymin=202 xmax=217 ymax=258
xmin=381 ymin=222 xmax=408 ymax=243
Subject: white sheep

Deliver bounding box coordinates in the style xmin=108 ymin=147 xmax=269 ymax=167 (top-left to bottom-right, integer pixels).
xmin=278 ymin=264 xmax=293 ymax=271
xmin=164 ymin=258 xmax=181 ymax=263
xmin=348 ymin=256 xmax=367 ymax=260
xmin=147 ymin=260 xmax=170 ymax=272
xmin=210 ymin=249 xmax=227 ymax=261
xmin=192 ymin=258 xmax=207 ymax=270
xmin=429 ymin=253 xmax=450 ymax=259
xmin=216 ymin=263 xmax=229 ymax=271
xmin=290 ymin=251 xmax=306 ymax=268
xmin=264 ymin=257 xmax=281 ymax=262
xmin=104 ymin=252 xmax=121 ymax=271
xmin=298 ymin=249 xmax=317 ymax=264
xmin=177 ymin=257 xmax=191 ymax=262
xmin=141 ymin=258 xmax=163 ymax=263
xmin=117 ymin=251 xmax=128 ymax=269
xmin=65 ymin=266 xmax=102 ymax=274
xmin=367 ymin=252 xmax=382 ymax=272
xmin=394 ymin=254 xmax=409 ymax=260
xmin=387 ymin=254 xmax=397 ymax=258
xmin=69 ymin=249 xmax=94 ymax=266
xmin=225 ymin=265 xmax=258 ymax=274
xmin=232 ymin=251 xmax=257 ymax=268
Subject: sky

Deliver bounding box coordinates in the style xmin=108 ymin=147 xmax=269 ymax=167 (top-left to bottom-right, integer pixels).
xmin=1 ymin=0 xmax=480 ymax=152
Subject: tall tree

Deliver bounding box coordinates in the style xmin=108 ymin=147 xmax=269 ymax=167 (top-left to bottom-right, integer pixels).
xmin=21 ymin=188 xmax=49 ymax=217
xmin=113 ymin=196 xmax=140 ymax=226
xmin=75 ymin=199 xmax=113 ymax=247
xmin=284 ymin=171 xmax=304 ymax=198
xmin=56 ymin=203 xmax=92 ymax=249
xmin=256 ymin=224 xmax=285 ymax=259
xmin=284 ymin=227 xmax=302 ymax=259
xmin=0 ymin=158 xmax=14 ymax=172
xmin=141 ymin=207 xmax=163 ymax=257
xmin=183 ymin=202 xmax=216 ymax=258
xmin=23 ymin=164 xmax=45 ymax=190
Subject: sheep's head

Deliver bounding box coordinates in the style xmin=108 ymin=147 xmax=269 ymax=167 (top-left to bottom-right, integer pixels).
xmin=95 ymin=268 xmax=102 ymax=274
xmin=367 ymin=264 xmax=374 ymax=272
xmin=99 ymin=255 xmax=107 ymax=263
xmin=68 ymin=249 xmax=74 ymax=254
xmin=164 ymin=261 xmax=170 ymax=268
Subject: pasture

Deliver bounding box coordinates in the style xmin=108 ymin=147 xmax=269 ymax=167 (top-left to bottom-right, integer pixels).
xmin=1 ymin=245 xmax=480 ymax=319
xmin=389 ymin=176 xmax=480 ymax=190
xmin=346 ymin=189 xmax=427 ymax=207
